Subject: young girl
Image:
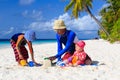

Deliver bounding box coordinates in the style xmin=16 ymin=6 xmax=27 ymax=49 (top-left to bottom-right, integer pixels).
xmin=64 ymin=40 xmax=92 ymax=66
xmin=10 ymin=30 xmax=38 ymax=66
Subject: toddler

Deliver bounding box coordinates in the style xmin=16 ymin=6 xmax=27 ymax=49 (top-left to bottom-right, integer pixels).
xmin=64 ymin=40 xmax=92 ymax=66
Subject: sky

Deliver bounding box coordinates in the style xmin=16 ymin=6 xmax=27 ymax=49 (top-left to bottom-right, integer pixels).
xmin=0 ymin=0 xmax=106 ymax=39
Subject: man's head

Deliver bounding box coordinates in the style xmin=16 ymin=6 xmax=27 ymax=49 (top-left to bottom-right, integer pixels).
xmin=53 ymin=19 xmax=66 ymax=29
xmin=53 ymin=19 xmax=66 ymax=35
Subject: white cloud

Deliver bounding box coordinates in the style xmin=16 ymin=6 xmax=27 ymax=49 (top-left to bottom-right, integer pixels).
xmin=28 ymin=20 xmax=54 ymax=31
xmin=57 ymin=13 xmax=100 ymax=39
xmin=22 ymin=10 xmax=28 ymax=16
xmin=22 ymin=10 xmax=43 ymax=21
xmin=20 ymin=0 xmax=35 ymax=5
xmin=28 ymin=13 xmax=100 ymax=31
xmin=101 ymin=3 xmax=110 ymax=9
xmin=98 ymin=3 xmax=110 ymax=12
xmin=27 ymin=13 xmax=100 ymax=39
xmin=0 ymin=27 xmax=14 ymax=38
xmin=58 ymin=13 xmax=100 ymax=31
xmin=4 ymin=27 xmax=14 ymax=35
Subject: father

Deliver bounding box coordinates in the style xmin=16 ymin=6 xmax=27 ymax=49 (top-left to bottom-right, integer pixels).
xmin=49 ymin=19 xmax=78 ymax=61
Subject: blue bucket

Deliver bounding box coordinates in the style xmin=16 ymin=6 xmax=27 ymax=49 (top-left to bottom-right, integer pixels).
xmin=28 ymin=61 xmax=35 ymax=67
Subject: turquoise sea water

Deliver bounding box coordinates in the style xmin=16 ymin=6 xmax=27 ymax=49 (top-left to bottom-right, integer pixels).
xmin=0 ymin=39 xmax=57 ymax=48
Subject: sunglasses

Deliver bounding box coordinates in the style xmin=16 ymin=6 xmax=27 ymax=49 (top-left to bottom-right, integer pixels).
xmin=54 ymin=29 xmax=61 ymax=32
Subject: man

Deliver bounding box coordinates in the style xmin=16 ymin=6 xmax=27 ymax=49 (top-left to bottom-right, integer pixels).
xmin=49 ymin=19 xmax=78 ymax=62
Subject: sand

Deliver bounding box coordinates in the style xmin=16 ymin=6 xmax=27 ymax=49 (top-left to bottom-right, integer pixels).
xmin=0 ymin=39 xmax=120 ymax=80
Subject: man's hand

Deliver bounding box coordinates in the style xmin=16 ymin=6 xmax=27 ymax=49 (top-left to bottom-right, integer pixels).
xmin=48 ymin=56 xmax=56 ymax=61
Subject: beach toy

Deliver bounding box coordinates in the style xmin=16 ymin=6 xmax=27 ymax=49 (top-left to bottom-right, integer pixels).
xmin=43 ymin=58 xmax=51 ymax=68
xmin=56 ymin=61 xmax=65 ymax=67
xmin=44 ymin=57 xmax=49 ymax=60
xmin=72 ymin=56 xmax=78 ymax=64
xmin=20 ymin=60 xmax=27 ymax=66
xmin=28 ymin=61 xmax=35 ymax=67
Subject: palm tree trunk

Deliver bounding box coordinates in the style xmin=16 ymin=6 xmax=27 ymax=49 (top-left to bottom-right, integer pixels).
xmin=84 ymin=5 xmax=111 ymax=39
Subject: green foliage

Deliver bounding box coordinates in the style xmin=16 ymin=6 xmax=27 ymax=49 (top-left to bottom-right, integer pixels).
xmin=64 ymin=0 xmax=74 ymax=12
xmin=65 ymin=0 xmax=110 ymax=38
xmin=110 ymin=18 xmax=120 ymax=42
xmin=64 ymin=0 xmax=93 ymax=19
xmin=100 ymin=0 xmax=120 ymax=42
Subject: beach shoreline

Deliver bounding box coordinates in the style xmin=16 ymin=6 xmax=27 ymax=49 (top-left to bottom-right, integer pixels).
xmin=0 ymin=39 xmax=120 ymax=80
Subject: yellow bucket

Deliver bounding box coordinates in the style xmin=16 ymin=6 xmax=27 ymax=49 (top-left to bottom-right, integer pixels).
xmin=20 ymin=60 xmax=27 ymax=66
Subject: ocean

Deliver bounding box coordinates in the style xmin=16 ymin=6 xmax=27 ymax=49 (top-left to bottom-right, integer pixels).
xmin=0 ymin=37 xmax=97 ymax=49
xmin=0 ymin=39 xmax=57 ymax=48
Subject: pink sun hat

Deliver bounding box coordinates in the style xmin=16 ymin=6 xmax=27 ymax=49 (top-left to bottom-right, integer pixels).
xmin=76 ymin=40 xmax=86 ymax=49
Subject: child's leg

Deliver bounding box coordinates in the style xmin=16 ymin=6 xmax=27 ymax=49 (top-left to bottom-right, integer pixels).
xmin=10 ymin=40 xmax=20 ymax=62
xmin=63 ymin=57 xmax=73 ymax=66
xmin=62 ymin=52 xmax=73 ymax=60
xmin=85 ymin=59 xmax=92 ymax=65
xmin=85 ymin=55 xmax=92 ymax=65
xmin=18 ymin=60 xmax=21 ymax=65
xmin=20 ymin=46 xmax=29 ymax=61
xmin=18 ymin=46 xmax=28 ymax=66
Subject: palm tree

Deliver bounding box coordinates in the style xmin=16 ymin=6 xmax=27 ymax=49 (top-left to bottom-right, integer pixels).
xmin=64 ymin=0 xmax=110 ymax=39
xmin=99 ymin=0 xmax=120 ymax=41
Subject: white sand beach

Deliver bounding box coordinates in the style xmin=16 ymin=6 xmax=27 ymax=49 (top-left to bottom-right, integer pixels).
xmin=0 ymin=39 xmax=120 ymax=80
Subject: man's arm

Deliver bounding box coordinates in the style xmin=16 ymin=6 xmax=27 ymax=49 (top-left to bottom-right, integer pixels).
xmin=56 ymin=31 xmax=76 ymax=58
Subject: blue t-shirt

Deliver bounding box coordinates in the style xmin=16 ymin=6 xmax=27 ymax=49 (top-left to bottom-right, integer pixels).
xmin=11 ymin=33 xmax=24 ymax=43
xmin=55 ymin=30 xmax=76 ymax=60
xmin=11 ymin=33 xmax=26 ymax=45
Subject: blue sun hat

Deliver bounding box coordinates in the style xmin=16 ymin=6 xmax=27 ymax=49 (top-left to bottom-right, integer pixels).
xmin=24 ymin=30 xmax=36 ymax=41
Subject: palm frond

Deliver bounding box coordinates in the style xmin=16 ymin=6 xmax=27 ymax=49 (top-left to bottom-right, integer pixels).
xmin=64 ymin=0 xmax=74 ymax=12
xmin=76 ymin=0 xmax=83 ymax=11
xmin=85 ymin=0 xmax=93 ymax=8
xmin=72 ymin=3 xmax=78 ymax=18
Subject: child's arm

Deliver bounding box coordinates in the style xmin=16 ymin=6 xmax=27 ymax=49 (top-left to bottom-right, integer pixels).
xmin=16 ymin=35 xmax=24 ymax=59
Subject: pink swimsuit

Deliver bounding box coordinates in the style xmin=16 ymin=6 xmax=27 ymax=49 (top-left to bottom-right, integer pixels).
xmin=70 ymin=51 xmax=87 ymax=65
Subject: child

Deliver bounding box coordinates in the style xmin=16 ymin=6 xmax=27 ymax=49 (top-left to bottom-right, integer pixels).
xmin=63 ymin=40 xmax=92 ymax=67
xmin=10 ymin=30 xmax=38 ymax=66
